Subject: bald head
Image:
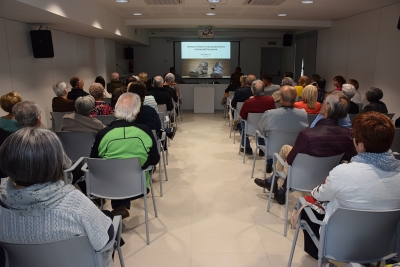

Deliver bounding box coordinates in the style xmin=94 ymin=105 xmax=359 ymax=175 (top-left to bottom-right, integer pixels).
xmin=279 ymin=85 xmax=297 ymax=106
xmin=111 ymin=72 xmax=119 ymax=82
xmin=245 ymin=74 xmax=256 ymax=86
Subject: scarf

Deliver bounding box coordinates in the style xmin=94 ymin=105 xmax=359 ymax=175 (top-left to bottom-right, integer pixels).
xmin=0 ymin=178 xmax=75 ymax=216
xmin=351 ymin=150 xmax=400 ymax=172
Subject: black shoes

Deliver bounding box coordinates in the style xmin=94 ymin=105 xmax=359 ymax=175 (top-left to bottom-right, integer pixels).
xmin=274 ymin=192 xmax=286 ymax=205
xmin=258 ymin=150 xmax=265 ymax=157
xmin=254 ymin=178 xmax=277 ymax=193
xmin=240 ymin=147 xmax=253 ymax=155
xmin=266 ymin=164 xmax=273 ymax=173
xmin=166 ymin=127 xmax=176 ymax=140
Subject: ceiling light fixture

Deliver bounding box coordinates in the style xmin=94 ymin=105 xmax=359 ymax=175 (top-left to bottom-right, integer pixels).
xmin=133 ymin=13 xmax=142 ymax=16
xmin=278 ymin=13 xmax=287 ymax=16
xmin=207 ymin=0 xmax=221 ymax=2
xmin=206 ymin=12 xmax=216 ymax=16
xmin=116 ymin=0 xmax=128 ymax=2
xmin=301 ymin=0 xmax=314 ymax=4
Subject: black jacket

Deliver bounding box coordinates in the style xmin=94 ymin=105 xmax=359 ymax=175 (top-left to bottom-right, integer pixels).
xmin=147 ymin=87 xmax=174 ymax=111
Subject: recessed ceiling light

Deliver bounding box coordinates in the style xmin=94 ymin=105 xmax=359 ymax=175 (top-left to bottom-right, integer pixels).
xmin=133 ymin=13 xmax=142 ymax=16
xmin=206 ymin=13 xmax=216 ymax=16
xmin=278 ymin=13 xmax=287 ymax=16
xmin=301 ymin=0 xmax=314 ymax=4
xmin=207 ymin=0 xmax=221 ymax=2
xmin=116 ymin=0 xmax=128 ymax=2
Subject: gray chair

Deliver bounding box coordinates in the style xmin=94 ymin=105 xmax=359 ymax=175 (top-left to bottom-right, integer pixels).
xmin=251 ymin=130 xmax=300 ymax=184
xmin=94 ymin=115 xmax=115 ymax=126
xmin=307 ymin=114 xmax=318 ymax=126
xmin=82 ymin=158 xmax=158 ymax=245
xmin=103 ymin=97 xmax=112 ymax=105
xmin=239 ymin=113 xmax=264 ymax=163
xmin=349 ymin=113 xmax=358 ymax=122
xmin=152 ymin=130 xmax=168 ymax=197
xmin=355 ymin=102 xmax=363 ymax=112
xmin=56 ymin=131 xmax=95 ymax=162
xmin=0 ymin=215 xmax=124 ymax=267
xmin=386 ymin=113 xmax=395 ymax=120
xmin=288 ymin=197 xmax=400 ymax=267
xmin=270 ymin=153 xmax=343 ymax=236
xmin=50 ymin=112 xmax=73 ymax=132
xmin=391 ymin=129 xmax=400 ymax=159
xmin=230 ymin=101 xmax=244 ymax=143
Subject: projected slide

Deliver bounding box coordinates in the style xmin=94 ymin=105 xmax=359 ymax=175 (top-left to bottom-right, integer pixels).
xmin=181 ymin=42 xmax=231 ymax=78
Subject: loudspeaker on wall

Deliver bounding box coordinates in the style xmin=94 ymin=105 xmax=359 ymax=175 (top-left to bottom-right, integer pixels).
xmin=397 ymin=16 xmax=400 ymax=30
xmin=125 ymin=47 xmax=134 ymax=60
xmin=283 ymin=34 xmax=293 ymax=47
xmin=30 ymin=30 xmax=54 ymax=58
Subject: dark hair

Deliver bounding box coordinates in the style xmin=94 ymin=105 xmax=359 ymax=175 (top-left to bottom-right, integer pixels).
xmin=333 ymin=76 xmax=346 ymax=86
xmin=284 ymin=71 xmax=293 ymax=78
xmin=261 ymin=73 xmax=273 ymax=83
xmin=95 ymin=76 xmax=106 ymax=88
xmin=70 ymin=76 xmax=80 ymax=88
xmin=236 ymin=67 xmax=241 ymax=71
xmin=0 ymin=127 xmax=64 ymax=185
xmin=348 ymin=79 xmax=359 ymax=90
xmin=311 ymin=74 xmax=321 ymax=83
xmin=317 ymin=78 xmax=326 ymax=89
xmin=127 ymin=81 xmax=146 ymax=102
xmin=365 ymin=87 xmax=384 ymax=102
xmin=352 ymin=111 xmax=394 ymax=153
xmin=170 ymin=67 xmax=175 ymax=72
xmin=125 ymin=77 xmax=136 ymax=86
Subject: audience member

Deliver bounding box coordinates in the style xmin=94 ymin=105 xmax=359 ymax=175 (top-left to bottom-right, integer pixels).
xmin=170 ymin=67 xmax=184 ymax=84
xmin=106 ymin=72 xmax=122 ymax=94
xmin=231 ymin=74 xmax=256 ymax=109
xmin=316 ymin=79 xmax=326 ymax=103
xmin=310 ymin=74 xmax=321 ymax=84
xmin=262 ymin=73 xmax=280 ymax=96
xmin=0 ymin=127 xmax=114 ymax=266
xmin=52 ymin=82 xmax=75 ymax=112
xmin=348 ymin=79 xmax=362 ymax=103
xmin=257 ymin=85 xmax=308 ymax=173
xmin=333 ymin=75 xmax=346 ymax=91
xmin=127 ymin=82 xmax=161 ymax=132
xmin=342 ymin=84 xmax=359 ymax=114
xmin=61 ymin=95 xmax=105 ymax=135
xmin=148 ymin=76 xmax=174 ymax=111
xmin=362 ymin=87 xmax=388 ymax=113
xmin=0 ymin=92 xmax=22 ymax=132
xmin=67 ymin=76 xmax=89 ymax=100
xmin=271 ymin=77 xmax=294 ymax=103
xmin=94 ymin=76 xmax=112 ymax=98
xmin=90 ymin=93 xmax=159 ymax=219
xmin=284 ymin=71 xmax=297 ymax=86
xmin=89 ymin=83 xmax=113 ymax=116
xmin=294 ymin=76 xmax=308 ymax=98
xmin=163 ymin=73 xmax=179 ymax=103
xmin=112 ymin=76 xmax=136 ymax=107
xmin=303 ymin=112 xmax=400 ymax=260
xmin=255 ymin=91 xmax=357 ymax=205
xmin=294 ymin=84 xmax=321 ymax=114
xmin=138 ymin=72 xmax=153 ymax=92
xmin=237 ymin=80 xmax=275 ymax=155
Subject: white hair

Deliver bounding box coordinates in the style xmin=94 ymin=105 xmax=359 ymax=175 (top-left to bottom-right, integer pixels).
xmin=153 ymin=76 xmax=164 ymax=88
xmin=342 ymin=84 xmax=356 ymax=100
xmin=114 ymin=93 xmax=141 ymax=122
xmin=165 ymin=73 xmax=175 ymax=83
xmin=75 ymin=95 xmax=95 ymax=116
xmin=52 ymin=82 xmax=67 ymax=97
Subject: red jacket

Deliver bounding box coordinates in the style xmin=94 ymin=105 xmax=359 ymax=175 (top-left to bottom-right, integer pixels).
xmin=287 ymin=118 xmax=357 ymax=164
xmin=240 ymin=96 xmax=275 ymax=119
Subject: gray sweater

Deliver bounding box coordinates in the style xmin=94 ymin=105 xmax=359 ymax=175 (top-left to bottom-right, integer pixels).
xmin=258 ymin=107 xmax=308 ymax=138
xmin=61 ymin=113 xmax=105 ymax=135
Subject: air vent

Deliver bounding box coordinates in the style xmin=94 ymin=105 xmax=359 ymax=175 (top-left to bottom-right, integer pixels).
xmin=244 ymin=0 xmax=286 ymax=5
xmin=144 ymin=0 xmax=183 ymax=4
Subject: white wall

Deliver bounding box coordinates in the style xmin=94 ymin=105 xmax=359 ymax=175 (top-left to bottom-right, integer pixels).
xmin=316 ymin=3 xmax=400 ymax=116
xmin=0 ymin=18 xmax=97 ymax=128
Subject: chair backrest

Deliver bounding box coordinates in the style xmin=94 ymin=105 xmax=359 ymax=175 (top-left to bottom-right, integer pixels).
xmin=234 ymin=102 xmax=244 ymax=120
xmin=307 ymin=114 xmax=318 ymax=126
xmin=266 ymin=130 xmax=299 ymax=156
xmin=50 ymin=112 xmax=73 ymax=132
xmin=289 ymin=153 xmax=343 ymax=191
xmin=391 ymin=128 xmax=400 ymax=153
xmin=349 ymin=113 xmax=358 ymax=122
xmin=152 ymin=130 xmax=161 ymax=153
xmin=356 ymin=102 xmax=363 ymax=112
xmin=84 ymin=158 xmax=146 ymax=199
xmin=94 ymin=115 xmax=115 ymax=126
xmin=56 ymin=131 xmax=95 ymax=162
xmin=103 ymin=98 xmax=111 ymax=105
xmin=158 ymin=112 xmax=165 ymax=129
xmin=275 ymin=101 xmax=281 ymax=108
xmin=322 ymin=208 xmax=400 ymax=263
xmin=386 ymin=113 xmax=395 ymax=120
xmin=244 ymin=113 xmax=264 ymax=137
xmin=228 ymin=91 xmax=235 ymax=99
xmin=0 ymin=235 xmax=99 ymax=267
xmin=157 ymin=104 xmax=167 ymax=116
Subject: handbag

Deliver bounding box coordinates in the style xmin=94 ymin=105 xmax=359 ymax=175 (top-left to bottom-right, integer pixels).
xmin=290 ymin=196 xmax=326 ymax=229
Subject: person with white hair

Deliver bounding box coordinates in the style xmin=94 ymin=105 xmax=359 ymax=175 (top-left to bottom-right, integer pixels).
xmin=342 ymin=83 xmax=359 ymax=114
xmin=147 ymin=76 xmax=174 ymax=111
xmin=90 ymin=93 xmax=160 ymax=219
xmin=163 ymin=73 xmax=179 ymax=103
xmin=106 ymin=72 xmax=122 ymax=94
xmin=52 ymin=82 xmax=75 ymax=112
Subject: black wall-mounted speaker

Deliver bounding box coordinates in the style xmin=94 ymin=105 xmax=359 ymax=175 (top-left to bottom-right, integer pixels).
xmin=283 ymin=34 xmax=293 ymax=46
xmin=30 ymin=30 xmax=54 ymax=58
xmin=125 ymin=47 xmax=134 ymax=60
xmin=397 ymin=16 xmax=400 ymax=30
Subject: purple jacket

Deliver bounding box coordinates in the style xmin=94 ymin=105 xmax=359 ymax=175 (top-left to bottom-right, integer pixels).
xmin=287 ymin=118 xmax=357 ymax=165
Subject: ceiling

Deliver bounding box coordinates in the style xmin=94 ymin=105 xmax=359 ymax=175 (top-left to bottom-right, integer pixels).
xmin=0 ymin=0 xmax=398 ymax=44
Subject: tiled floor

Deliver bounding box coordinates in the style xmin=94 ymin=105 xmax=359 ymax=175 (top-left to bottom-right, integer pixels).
xmin=110 ymin=111 xmax=321 ymax=267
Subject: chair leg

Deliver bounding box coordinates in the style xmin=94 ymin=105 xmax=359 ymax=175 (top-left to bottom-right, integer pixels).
xmin=287 ymin=220 xmax=301 ymax=267
xmin=267 ymin=173 xmax=276 ymax=212
xmin=251 ymin=147 xmax=257 ymax=178
xmin=149 ymin=173 xmax=158 ymax=217
xmin=243 ymin=133 xmax=246 ymax=164
xmin=158 ymin=161 xmax=163 ymax=197
xmin=284 ymin=188 xmax=290 ymax=237
xmin=143 ymin=189 xmax=150 ymax=245
xmin=116 ymin=217 xmax=125 ymax=267
xmin=262 ymin=156 xmax=268 ymax=194
xmin=162 ymin=149 xmax=168 ymax=181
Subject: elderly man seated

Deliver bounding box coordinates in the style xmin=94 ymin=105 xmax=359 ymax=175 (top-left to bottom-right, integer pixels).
xmin=90 ymin=93 xmax=160 ymax=219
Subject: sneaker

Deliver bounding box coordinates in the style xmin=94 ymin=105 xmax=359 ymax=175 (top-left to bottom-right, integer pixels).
xmin=240 ymin=147 xmax=253 ymax=155
xmin=111 ymin=205 xmax=130 ymax=219
xmin=274 ymin=192 xmax=286 ymax=205
xmin=258 ymin=150 xmax=265 ymax=157
xmin=254 ymin=178 xmax=277 ymax=192
xmin=266 ymin=164 xmax=273 ymax=173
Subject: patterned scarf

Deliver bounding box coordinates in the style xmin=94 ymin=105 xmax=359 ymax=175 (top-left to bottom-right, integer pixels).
xmin=351 ymin=150 xmax=400 ymax=172
xmin=0 ymin=178 xmax=75 ymax=216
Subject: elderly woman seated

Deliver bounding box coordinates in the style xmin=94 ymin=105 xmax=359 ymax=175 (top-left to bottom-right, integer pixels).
xmin=61 ymin=95 xmax=105 ymax=135
xmin=89 ymin=83 xmax=113 ymax=116
xmin=0 ymin=127 xmax=114 ymax=266
xmin=302 ymin=111 xmax=400 ymax=262
xmin=362 ymin=87 xmax=388 ymax=113
xmin=52 ymin=81 xmax=75 ymax=112
xmin=0 ymin=92 xmax=22 ymax=132
xmin=294 ymin=84 xmax=321 ymax=114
